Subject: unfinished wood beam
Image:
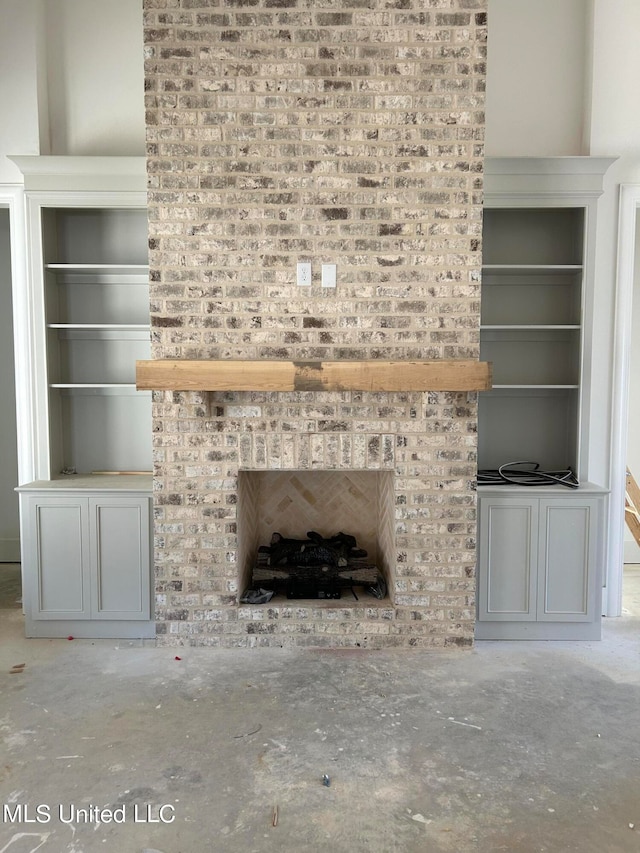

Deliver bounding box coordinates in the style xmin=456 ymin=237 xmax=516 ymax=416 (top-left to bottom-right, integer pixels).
xmin=136 ymin=359 xmax=492 ymax=392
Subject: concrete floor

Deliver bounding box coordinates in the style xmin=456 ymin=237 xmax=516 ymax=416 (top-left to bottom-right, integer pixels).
xmin=1 ymin=566 xmax=640 ymax=853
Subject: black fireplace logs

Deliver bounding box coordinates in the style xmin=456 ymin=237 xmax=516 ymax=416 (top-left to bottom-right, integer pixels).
xmin=241 ymin=531 xmax=387 ymax=603
xmin=262 ymin=531 xmax=368 ymax=568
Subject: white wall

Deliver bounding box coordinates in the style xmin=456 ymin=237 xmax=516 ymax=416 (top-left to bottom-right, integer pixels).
xmin=44 ymin=0 xmax=145 ymax=156
xmin=0 ymin=1 xmax=43 ymax=555
xmin=624 ymin=218 xmax=640 ymax=562
xmin=588 ymin=0 xmax=640 ymax=158
xmin=586 ymin=1 xmax=640 ymax=576
xmin=0 ymin=210 xmax=19 ymax=561
xmin=485 ymin=0 xmax=589 ymax=157
xmin=0 ymin=0 xmax=47 ymax=183
xmin=583 ymin=0 xmax=640 ymax=491
xmin=0 ymin=0 xmax=144 ymax=182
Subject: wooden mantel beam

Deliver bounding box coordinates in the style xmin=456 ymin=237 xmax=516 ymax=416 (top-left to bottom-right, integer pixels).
xmin=136 ymin=359 xmax=492 ymax=392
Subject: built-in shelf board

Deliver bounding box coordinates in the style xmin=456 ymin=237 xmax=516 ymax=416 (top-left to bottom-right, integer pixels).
xmin=46 ymin=264 xmax=149 ymax=271
xmin=136 ymin=359 xmax=492 ymax=392
xmin=481 ymin=325 xmax=581 ymax=331
xmin=51 ymin=383 xmax=138 ymax=389
xmin=482 ymin=265 xmax=583 ymax=273
xmin=489 ymin=384 xmax=579 ymax=390
xmin=48 ymin=324 xmax=150 ymax=330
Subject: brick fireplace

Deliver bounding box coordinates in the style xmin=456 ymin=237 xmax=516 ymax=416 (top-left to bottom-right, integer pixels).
xmin=142 ymin=0 xmax=488 ymax=647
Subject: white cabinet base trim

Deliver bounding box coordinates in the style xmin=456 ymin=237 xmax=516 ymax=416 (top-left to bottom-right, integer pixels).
xmin=24 ymin=619 xmax=155 ymax=640
xmin=475 ymin=620 xmax=601 ymax=641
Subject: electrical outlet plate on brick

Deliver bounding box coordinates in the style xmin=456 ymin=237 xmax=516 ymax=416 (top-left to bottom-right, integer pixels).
xmin=297 ymin=262 xmax=312 ymax=286
xmin=322 ymin=264 xmax=337 ymax=288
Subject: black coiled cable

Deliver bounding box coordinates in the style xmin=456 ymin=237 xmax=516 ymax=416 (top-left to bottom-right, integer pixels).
xmin=477 ymin=461 xmax=579 ymax=489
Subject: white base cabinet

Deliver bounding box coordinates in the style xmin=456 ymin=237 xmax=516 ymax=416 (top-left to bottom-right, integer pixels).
xmin=476 ymin=486 xmax=606 ymax=640
xmin=18 ymin=477 xmax=154 ymax=639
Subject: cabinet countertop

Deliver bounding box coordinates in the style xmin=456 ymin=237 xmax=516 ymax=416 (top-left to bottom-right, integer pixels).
xmin=476 ymin=481 xmax=609 ymax=496
xmin=16 ymin=474 xmax=153 ymax=493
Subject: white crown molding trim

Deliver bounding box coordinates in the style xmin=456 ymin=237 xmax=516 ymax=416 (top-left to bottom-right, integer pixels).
xmin=485 ymin=156 xmax=619 ymax=176
xmin=484 ymin=156 xmax=618 ymax=202
xmin=8 ymin=156 xmax=147 ymax=193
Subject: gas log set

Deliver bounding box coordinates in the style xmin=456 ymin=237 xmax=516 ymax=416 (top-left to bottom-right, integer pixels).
xmin=243 ymin=531 xmax=386 ymax=602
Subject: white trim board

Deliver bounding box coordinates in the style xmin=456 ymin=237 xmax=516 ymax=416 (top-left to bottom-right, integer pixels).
xmin=0 ymin=185 xmax=34 ymax=487
xmin=607 ymin=184 xmax=640 ymax=616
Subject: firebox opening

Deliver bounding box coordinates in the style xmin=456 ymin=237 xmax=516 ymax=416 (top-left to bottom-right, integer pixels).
xmin=237 ymin=470 xmax=395 ymax=605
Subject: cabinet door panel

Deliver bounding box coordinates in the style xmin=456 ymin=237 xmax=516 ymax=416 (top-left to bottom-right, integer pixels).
xmin=538 ymin=500 xmax=597 ymax=621
xmin=31 ymin=500 xmax=90 ymax=618
xmin=89 ymin=498 xmax=150 ymax=619
xmin=478 ymin=499 xmax=537 ymax=621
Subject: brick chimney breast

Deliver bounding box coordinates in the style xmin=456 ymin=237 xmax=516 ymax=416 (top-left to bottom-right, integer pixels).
xmin=143 ymin=0 xmax=487 ymax=648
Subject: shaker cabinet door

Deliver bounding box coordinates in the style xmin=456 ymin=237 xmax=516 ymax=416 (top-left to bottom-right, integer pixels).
xmin=89 ymin=497 xmax=151 ymax=620
xmin=27 ymin=497 xmax=91 ymax=619
xmin=477 ymin=498 xmax=538 ymax=621
xmin=537 ymin=499 xmax=598 ymax=622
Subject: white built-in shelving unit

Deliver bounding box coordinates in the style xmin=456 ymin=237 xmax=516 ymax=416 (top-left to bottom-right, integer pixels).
xmin=476 ymin=157 xmax=616 ymax=640
xmin=10 ymin=157 xmax=153 ymax=639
